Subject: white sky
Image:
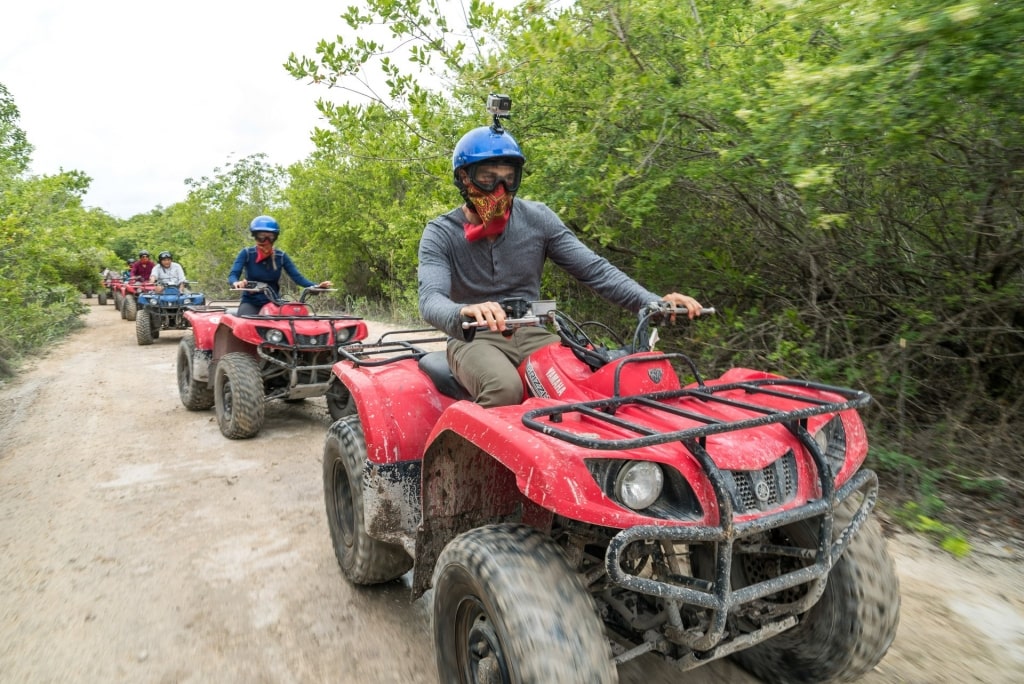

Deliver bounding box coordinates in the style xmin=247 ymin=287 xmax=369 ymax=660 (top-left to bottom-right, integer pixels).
xmin=1 ymin=1 xmax=354 ymax=219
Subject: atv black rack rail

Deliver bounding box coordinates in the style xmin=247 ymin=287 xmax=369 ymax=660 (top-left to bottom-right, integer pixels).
xmin=239 ymin=312 xmax=363 ymax=322
xmin=522 ymin=376 xmax=870 ymax=452
xmin=336 ymin=329 xmax=447 ymax=367
xmin=185 ymin=305 xmax=228 ymax=313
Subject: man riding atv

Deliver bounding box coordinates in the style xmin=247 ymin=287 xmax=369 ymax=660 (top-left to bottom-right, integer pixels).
xmin=418 ymin=116 xmax=704 ymax=408
xmin=320 ymin=103 xmax=900 ymax=683
xmin=149 ymin=251 xmax=187 ymax=292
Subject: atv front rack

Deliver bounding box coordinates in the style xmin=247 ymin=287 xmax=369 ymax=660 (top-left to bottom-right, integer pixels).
xmin=525 ymin=377 xmax=876 ymax=656
xmin=522 ymin=377 xmax=870 ymax=451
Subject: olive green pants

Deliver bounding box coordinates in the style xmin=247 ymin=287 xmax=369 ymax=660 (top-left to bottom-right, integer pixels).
xmin=447 ymin=326 xmax=559 ymax=407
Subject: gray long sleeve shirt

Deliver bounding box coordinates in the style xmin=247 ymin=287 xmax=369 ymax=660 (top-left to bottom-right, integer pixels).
xmin=418 ymin=198 xmax=661 ymax=338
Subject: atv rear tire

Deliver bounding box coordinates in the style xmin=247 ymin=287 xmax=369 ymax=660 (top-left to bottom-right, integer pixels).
xmin=322 ymin=416 xmax=412 ymax=584
xmin=214 ymin=352 xmax=265 ymax=439
xmin=325 ymin=379 xmax=356 ymax=421
xmin=123 ymin=296 xmax=137 ymax=321
xmin=729 ymin=499 xmax=900 ymax=683
xmin=136 ymin=310 xmax=154 ymax=345
xmin=433 ymin=524 xmax=618 ymax=684
xmin=177 ymin=333 xmax=214 ymax=410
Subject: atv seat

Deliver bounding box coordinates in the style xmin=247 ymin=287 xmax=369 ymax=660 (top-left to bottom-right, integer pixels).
xmin=418 ymin=351 xmax=472 ymax=401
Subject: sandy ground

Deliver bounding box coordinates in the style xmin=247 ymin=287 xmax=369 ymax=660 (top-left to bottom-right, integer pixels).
xmin=0 ymin=299 xmax=1022 ymax=684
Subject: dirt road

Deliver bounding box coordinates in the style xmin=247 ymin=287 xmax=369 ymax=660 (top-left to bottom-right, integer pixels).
xmin=1 ymin=300 xmax=1022 ymax=683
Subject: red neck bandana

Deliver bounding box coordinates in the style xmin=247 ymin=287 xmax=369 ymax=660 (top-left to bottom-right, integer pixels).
xmin=463 ymin=185 xmax=513 ymax=242
xmin=255 ymin=244 xmax=275 ymax=263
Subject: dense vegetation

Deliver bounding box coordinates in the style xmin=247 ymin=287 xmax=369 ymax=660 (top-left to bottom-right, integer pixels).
xmin=2 ymin=1 xmax=1020 ymax=538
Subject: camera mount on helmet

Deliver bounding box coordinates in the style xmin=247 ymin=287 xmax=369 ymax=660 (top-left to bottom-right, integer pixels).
xmin=486 ymin=93 xmax=512 ymax=133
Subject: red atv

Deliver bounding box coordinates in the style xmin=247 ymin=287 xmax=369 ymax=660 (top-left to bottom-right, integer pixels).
xmin=119 ymin=278 xmax=157 ymax=321
xmin=99 ymin=272 xmax=122 ymax=306
xmin=322 ymin=299 xmax=900 ymax=683
xmin=111 ymin=278 xmax=129 ymax=312
xmin=177 ymin=282 xmax=368 ymax=439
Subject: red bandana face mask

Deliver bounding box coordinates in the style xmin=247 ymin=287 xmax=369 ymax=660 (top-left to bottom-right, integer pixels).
xmin=255 ymin=242 xmax=275 ymax=263
xmin=463 ymin=184 xmax=513 ymax=242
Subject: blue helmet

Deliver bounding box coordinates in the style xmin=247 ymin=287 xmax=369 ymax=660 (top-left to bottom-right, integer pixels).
xmin=249 ymin=215 xmax=280 ymax=235
xmin=452 ymin=126 xmax=525 ymax=173
xmin=452 ymin=126 xmax=525 ymax=197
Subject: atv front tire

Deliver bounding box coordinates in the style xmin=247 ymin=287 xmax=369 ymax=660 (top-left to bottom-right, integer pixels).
xmin=730 ymin=499 xmax=900 ymax=683
xmin=214 ymin=352 xmax=265 ymax=439
xmin=123 ymin=296 xmax=137 ymax=321
xmin=177 ymin=333 xmax=214 ymax=410
xmin=325 ymin=379 xmax=356 ymax=421
xmin=432 ymin=524 xmax=618 ymax=684
xmin=322 ymin=416 xmax=412 ymax=584
xmin=136 ymin=310 xmax=154 ymax=345
xmin=97 ymin=291 xmax=107 ymax=306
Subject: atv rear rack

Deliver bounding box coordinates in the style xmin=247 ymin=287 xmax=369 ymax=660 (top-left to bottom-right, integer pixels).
xmin=336 ymin=329 xmax=447 ymax=367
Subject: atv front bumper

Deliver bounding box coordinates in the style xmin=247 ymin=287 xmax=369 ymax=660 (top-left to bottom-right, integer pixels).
xmin=605 ymin=468 xmax=878 ymax=655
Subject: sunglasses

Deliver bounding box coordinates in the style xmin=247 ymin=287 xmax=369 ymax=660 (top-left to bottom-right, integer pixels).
xmin=467 ymin=163 xmax=522 ymax=193
xmin=253 ymin=235 xmax=276 ymax=244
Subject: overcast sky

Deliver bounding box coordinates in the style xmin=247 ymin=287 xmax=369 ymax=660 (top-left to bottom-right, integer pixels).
xmin=1 ymin=1 xmax=353 ymax=219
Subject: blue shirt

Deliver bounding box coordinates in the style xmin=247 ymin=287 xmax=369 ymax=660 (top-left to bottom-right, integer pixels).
xmin=227 ymin=247 xmax=316 ymax=310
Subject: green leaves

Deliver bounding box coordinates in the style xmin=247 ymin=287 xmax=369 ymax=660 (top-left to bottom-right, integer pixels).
xmin=0 ymin=83 xmax=32 ymax=178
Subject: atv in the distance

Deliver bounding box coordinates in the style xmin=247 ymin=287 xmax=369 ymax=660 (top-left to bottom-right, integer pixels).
xmin=134 ymin=280 xmax=206 ymax=345
xmin=111 ymin=277 xmax=129 ymax=312
xmin=322 ymin=299 xmax=900 ymax=684
xmin=177 ymin=282 xmax=368 ymax=439
xmin=99 ymin=272 xmax=122 ymax=306
xmin=119 ymin=279 xmax=156 ymax=322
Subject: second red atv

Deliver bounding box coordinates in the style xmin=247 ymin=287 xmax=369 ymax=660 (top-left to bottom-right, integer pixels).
xmin=177 ymin=282 xmax=368 ymax=439
xmin=321 ymin=299 xmax=900 ymax=683
xmin=119 ymin=278 xmax=156 ymax=321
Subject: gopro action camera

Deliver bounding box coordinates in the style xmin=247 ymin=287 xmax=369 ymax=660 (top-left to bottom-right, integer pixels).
xmin=487 ymin=94 xmax=512 ymax=118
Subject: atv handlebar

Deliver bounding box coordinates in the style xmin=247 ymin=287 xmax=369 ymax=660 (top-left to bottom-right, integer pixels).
xmin=460 ymin=314 xmax=547 ymax=331
xmin=460 ymin=301 xmax=715 ymax=330
xmin=231 ymin=282 xmax=336 ymax=305
xmin=459 ymin=299 xmax=716 ymax=369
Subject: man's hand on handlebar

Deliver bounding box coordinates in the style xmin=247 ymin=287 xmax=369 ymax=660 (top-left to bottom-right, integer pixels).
xmin=460 ymin=301 xmax=508 ymax=332
xmin=232 ymin=280 xmax=248 ymax=289
xmin=660 ymin=293 xmax=704 ymax=320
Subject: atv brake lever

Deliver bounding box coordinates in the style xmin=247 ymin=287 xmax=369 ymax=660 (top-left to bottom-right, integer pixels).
xmin=460 ymin=315 xmax=544 ymax=330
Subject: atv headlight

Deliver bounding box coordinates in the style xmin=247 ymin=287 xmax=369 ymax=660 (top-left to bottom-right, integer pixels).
xmin=812 ymin=415 xmax=847 ymax=478
xmin=335 ymin=326 xmax=354 ymax=344
xmin=615 ymin=462 xmax=664 ymax=510
xmin=264 ymin=329 xmax=285 ymax=344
